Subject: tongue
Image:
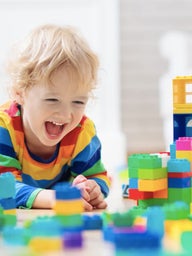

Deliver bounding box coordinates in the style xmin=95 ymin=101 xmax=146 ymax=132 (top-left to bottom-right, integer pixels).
xmin=45 ymin=122 xmax=63 ymax=136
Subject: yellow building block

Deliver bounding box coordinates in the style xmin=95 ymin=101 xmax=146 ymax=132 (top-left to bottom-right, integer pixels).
xmin=54 ymin=199 xmax=83 ymax=214
xmin=29 ymin=237 xmax=62 ymax=253
xmin=4 ymin=209 xmax=16 ymax=215
xmin=165 ymin=219 xmax=192 ymax=241
xmin=138 ymin=178 xmax=167 ymax=192
xmin=176 ymin=150 xmax=192 ymax=162
xmin=173 ymin=76 xmax=192 ymax=113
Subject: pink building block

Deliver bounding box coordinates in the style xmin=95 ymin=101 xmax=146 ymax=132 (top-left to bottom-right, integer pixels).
xmin=176 ymin=137 xmax=192 ymax=151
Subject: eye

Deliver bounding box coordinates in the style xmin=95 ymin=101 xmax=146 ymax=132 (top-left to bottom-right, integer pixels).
xmin=45 ymin=98 xmax=59 ymax=102
xmin=73 ymin=100 xmax=86 ymax=105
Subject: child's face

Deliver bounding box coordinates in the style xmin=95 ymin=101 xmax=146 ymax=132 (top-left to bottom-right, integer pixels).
xmin=19 ymin=67 xmax=89 ymax=151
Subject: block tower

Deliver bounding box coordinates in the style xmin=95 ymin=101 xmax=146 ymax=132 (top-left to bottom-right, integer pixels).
xmin=128 ymin=76 xmax=192 ymax=208
xmin=173 ymin=76 xmax=192 ymax=141
xmin=53 ymin=182 xmax=84 ymax=248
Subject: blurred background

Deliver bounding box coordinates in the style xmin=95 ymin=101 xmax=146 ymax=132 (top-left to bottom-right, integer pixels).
xmin=0 ymin=0 xmax=192 ymax=173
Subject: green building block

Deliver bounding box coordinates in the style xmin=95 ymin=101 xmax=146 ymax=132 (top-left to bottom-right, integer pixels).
xmin=2 ymin=214 xmax=17 ymax=226
xmin=168 ymin=188 xmax=191 ymax=204
xmin=129 ymin=167 xmax=139 ymax=178
xmin=111 ymin=210 xmax=135 ymax=227
xmin=181 ymin=231 xmax=192 ymax=252
xmin=128 ymin=154 xmax=162 ymax=170
xmin=163 ymin=201 xmax=190 ymax=220
xmin=138 ymin=198 xmax=167 ymax=208
xmin=138 ymin=167 xmax=167 ymax=179
xmin=54 ymin=214 xmax=83 ymax=227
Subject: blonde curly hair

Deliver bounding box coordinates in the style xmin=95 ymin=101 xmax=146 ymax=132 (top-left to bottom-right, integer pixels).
xmin=6 ymin=24 xmax=99 ymax=100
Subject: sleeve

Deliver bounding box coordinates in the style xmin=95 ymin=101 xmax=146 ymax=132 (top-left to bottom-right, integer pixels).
xmin=0 ymin=125 xmax=41 ymax=208
xmin=69 ymin=119 xmax=111 ymax=197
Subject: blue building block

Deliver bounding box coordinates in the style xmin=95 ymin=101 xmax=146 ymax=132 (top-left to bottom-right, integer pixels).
xmin=83 ymin=214 xmax=103 ymax=230
xmin=129 ymin=178 xmax=138 ymax=189
xmin=29 ymin=216 xmax=62 ymax=237
xmin=0 ymin=198 xmax=16 ymax=210
xmin=114 ymin=231 xmax=161 ymax=250
xmin=63 ymin=232 xmax=83 ymax=248
xmin=168 ymin=177 xmax=191 ymax=188
xmin=0 ymin=172 xmax=15 ymax=199
xmin=146 ymin=207 xmax=165 ymax=239
xmin=54 ymin=182 xmax=81 ymax=200
xmin=170 ymin=143 xmax=176 ymax=159
xmin=2 ymin=226 xmax=29 ymax=245
xmin=167 ymin=158 xmax=190 ymax=173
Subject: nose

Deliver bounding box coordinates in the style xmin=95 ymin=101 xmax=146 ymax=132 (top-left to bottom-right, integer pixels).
xmin=56 ymin=104 xmax=72 ymax=122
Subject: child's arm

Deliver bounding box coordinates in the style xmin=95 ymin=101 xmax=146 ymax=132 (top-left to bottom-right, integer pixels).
xmin=32 ymin=189 xmax=55 ymax=209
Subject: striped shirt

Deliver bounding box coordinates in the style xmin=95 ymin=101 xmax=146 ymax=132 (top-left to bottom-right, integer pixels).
xmin=0 ymin=102 xmax=110 ymax=208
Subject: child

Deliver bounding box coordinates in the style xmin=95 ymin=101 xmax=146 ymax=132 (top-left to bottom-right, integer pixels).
xmin=0 ymin=24 xmax=110 ymax=211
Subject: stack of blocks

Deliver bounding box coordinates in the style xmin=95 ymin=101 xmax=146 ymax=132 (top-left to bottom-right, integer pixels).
xmin=168 ymin=138 xmax=192 ymax=205
xmin=102 ymin=206 xmax=164 ymax=255
xmin=0 ymin=172 xmax=16 ymax=226
xmin=128 ymin=153 xmax=169 ymax=207
xmin=127 ymin=76 xmax=192 ymax=209
xmin=53 ymin=182 xmax=84 ymax=248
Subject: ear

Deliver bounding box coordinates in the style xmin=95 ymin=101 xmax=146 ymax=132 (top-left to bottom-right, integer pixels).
xmin=15 ymin=91 xmax=24 ymax=105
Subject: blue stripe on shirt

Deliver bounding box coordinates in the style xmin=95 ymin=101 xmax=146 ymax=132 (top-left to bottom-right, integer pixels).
xmin=0 ymin=144 xmax=17 ymax=158
xmin=70 ymin=135 xmax=101 ymax=173
xmin=0 ymin=127 xmax=13 ymax=147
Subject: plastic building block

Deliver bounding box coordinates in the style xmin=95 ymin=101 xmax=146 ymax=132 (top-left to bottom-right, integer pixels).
xmin=113 ymin=230 xmax=161 ymax=250
xmin=181 ymin=231 xmax=192 ymax=252
xmin=153 ymin=189 xmax=168 ymax=199
xmin=170 ymin=143 xmax=176 ymax=159
xmin=63 ymin=232 xmax=83 ymax=248
xmin=138 ymin=178 xmax=167 ymax=192
xmin=54 ymin=214 xmax=83 ymax=228
xmin=29 ymin=237 xmax=62 ymax=253
xmin=0 ymin=172 xmax=15 ymax=199
xmin=128 ymin=167 xmax=138 ymax=178
xmin=0 ymin=198 xmax=16 ymax=210
xmin=167 ymin=158 xmax=190 ymax=173
xmin=129 ymin=154 xmax=162 ymax=169
xmin=176 ymin=150 xmax=192 ymax=161
xmin=146 ymin=206 xmax=165 ymax=238
xmin=111 ymin=211 xmax=135 ymax=227
xmin=138 ymin=167 xmax=167 ymax=180
xmin=129 ymin=178 xmax=138 ymax=189
xmin=83 ymin=214 xmax=103 ymax=230
xmin=163 ymin=201 xmax=190 ymax=220
xmin=29 ymin=216 xmax=62 ymax=237
xmin=2 ymin=226 xmax=30 ymax=245
xmin=54 ymin=182 xmax=81 ymax=200
xmin=168 ymin=188 xmax=191 ymax=204
xmin=168 ymin=171 xmax=192 ymax=178
xmin=54 ymin=200 xmax=83 ymax=215
xmin=0 ymin=214 xmax=17 ymax=226
xmin=168 ymin=177 xmax=191 ymax=188
xmin=176 ymin=137 xmax=192 ymax=150
xmin=138 ymin=198 xmax=167 ymax=208
xmin=129 ymin=189 xmax=152 ymax=200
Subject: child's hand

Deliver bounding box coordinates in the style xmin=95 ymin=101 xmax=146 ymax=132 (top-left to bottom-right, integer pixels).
xmin=72 ymin=175 xmax=107 ymax=211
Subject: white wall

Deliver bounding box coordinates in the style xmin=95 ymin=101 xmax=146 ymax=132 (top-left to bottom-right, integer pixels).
xmin=0 ymin=0 xmax=126 ymax=172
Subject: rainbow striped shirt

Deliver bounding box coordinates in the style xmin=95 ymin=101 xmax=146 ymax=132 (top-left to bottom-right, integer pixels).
xmin=0 ymin=102 xmax=110 ymax=208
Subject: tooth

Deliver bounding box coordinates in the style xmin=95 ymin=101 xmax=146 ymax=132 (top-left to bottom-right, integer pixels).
xmin=52 ymin=121 xmax=63 ymax=126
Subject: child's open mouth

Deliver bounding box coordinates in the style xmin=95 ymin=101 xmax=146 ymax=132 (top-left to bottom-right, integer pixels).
xmin=45 ymin=121 xmax=64 ymax=137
